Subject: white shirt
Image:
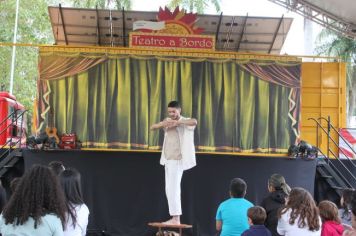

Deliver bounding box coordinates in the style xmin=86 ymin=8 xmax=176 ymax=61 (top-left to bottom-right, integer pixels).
xmin=160 ymin=116 xmax=196 ymax=171
xmin=277 ymin=208 xmax=322 ymax=236
xmin=64 ymin=204 xmax=89 ymax=236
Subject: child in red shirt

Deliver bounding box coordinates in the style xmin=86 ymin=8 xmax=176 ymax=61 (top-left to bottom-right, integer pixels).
xmin=319 ymin=200 xmax=344 ymax=236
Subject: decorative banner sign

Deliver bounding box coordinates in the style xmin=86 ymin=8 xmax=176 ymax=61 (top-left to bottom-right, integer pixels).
xmin=129 ymin=32 xmax=215 ymax=51
xmin=130 ymin=7 xmax=215 ymax=51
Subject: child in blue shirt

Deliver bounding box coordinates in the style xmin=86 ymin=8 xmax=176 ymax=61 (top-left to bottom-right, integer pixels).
xmin=216 ymin=178 xmax=254 ymax=236
xmin=242 ymin=206 xmax=272 ymax=236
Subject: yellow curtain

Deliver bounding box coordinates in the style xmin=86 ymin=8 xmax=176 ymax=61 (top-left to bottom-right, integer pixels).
xmin=37 ymin=55 xmax=300 ymax=153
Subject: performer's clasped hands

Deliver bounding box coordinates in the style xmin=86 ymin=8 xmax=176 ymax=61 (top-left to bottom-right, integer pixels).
xmin=161 ymin=118 xmax=180 ymax=128
xmin=150 ymin=118 xmax=182 ymax=130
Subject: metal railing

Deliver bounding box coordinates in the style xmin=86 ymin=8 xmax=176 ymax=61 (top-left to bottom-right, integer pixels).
xmin=0 ymin=109 xmax=26 ymax=161
xmin=308 ymin=116 xmax=356 ymax=189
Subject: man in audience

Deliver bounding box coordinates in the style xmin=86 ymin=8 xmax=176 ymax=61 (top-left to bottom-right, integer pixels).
xmin=216 ymin=178 xmax=254 ymax=236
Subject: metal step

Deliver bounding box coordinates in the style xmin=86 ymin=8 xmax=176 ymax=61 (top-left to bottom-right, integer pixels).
xmin=330 ymin=185 xmax=345 ymax=190
xmin=317 ymin=166 xmax=334 ymax=179
xmin=0 ymin=149 xmax=23 ymax=177
xmin=316 ymin=161 xmax=350 ymax=196
xmin=320 ymin=174 xmax=333 ymax=178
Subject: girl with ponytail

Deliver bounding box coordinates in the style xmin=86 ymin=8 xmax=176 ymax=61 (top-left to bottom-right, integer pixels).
xmin=261 ymin=174 xmax=291 ymax=236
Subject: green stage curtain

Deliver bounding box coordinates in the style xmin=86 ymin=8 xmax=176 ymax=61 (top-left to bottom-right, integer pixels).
xmin=40 ymin=56 xmax=300 ymax=153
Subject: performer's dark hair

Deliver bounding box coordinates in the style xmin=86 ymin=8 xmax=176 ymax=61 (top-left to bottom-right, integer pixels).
xmin=2 ymin=165 xmax=66 ymax=229
xmin=230 ymin=178 xmax=247 ymax=198
xmin=168 ymin=101 xmax=180 ymax=108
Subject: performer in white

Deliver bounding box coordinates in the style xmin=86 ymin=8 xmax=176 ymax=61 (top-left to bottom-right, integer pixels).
xmin=150 ymin=101 xmax=197 ymax=225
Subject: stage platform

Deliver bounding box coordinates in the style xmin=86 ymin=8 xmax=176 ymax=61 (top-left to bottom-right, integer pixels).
xmin=22 ymin=149 xmax=317 ymax=236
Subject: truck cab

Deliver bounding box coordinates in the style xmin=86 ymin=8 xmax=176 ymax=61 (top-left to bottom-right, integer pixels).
xmin=0 ymin=92 xmax=27 ymax=147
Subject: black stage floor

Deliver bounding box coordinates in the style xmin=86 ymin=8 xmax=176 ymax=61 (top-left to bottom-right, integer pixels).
xmin=22 ymin=149 xmax=317 ymax=236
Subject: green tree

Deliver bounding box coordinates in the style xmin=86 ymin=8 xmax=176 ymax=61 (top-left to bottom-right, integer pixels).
xmin=168 ymin=0 xmax=221 ymax=13
xmin=72 ymin=0 xmax=131 ymax=9
xmin=0 ymin=0 xmax=56 ymax=131
xmin=315 ymin=29 xmax=356 ymax=126
xmin=0 ymin=0 xmax=132 ymax=133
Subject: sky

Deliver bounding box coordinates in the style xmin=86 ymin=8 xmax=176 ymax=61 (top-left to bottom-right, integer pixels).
xmin=130 ymin=0 xmax=322 ymax=55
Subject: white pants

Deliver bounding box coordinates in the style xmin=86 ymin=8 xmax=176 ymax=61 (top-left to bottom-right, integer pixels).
xmin=165 ymin=160 xmax=184 ymax=216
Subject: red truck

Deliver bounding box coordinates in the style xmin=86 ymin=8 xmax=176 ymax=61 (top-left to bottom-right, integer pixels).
xmin=0 ymin=92 xmax=27 ymax=147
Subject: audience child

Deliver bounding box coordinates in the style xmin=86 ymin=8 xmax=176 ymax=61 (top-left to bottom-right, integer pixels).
xmin=343 ymin=191 xmax=356 ymax=236
xmin=242 ymin=206 xmax=272 ymax=236
xmin=49 ymin=161 xmax=66 ymax=176
xmin=216 ymin=178 xmax=254 ymax=236
xmin=261 ymin=174 xmax=290 ymax=236
xmin=277 ymin=187 xmax=321 ymax=236
xmin=0 ymin=165 xmax=66 ymax=235
xmin=319 ymin=200 xmax=344 ymax=236
xmin=340 ymin=189 xmax=354 ymax=226
xmin=60 ymin=168 xmax=89 ymax=236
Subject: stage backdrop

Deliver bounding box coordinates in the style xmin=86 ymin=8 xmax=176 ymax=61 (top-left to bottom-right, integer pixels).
xmin=36 ymin=49 xmax=301 ymax=153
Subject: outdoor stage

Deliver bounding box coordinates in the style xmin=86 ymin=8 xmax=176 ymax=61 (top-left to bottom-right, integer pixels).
xmin=23 ymin=149 xmax=316 ymax=236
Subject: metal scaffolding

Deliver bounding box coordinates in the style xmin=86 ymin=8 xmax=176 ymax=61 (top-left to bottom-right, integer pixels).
xmin=268 ymin=0 xmax=356 ymax=39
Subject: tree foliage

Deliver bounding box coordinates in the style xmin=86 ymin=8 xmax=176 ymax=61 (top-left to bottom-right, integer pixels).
xmin=71 ymin=0 xmax=131 ymax=9
xmin=315 ymin=29 xmax=356 ymax=125
xmin=0 ymin=0 xmax=132 ymax=132
xmin=0 ymin=0 xmax=56 ymax=130
xmin=168 ymin=0 xmax=221 ymax=13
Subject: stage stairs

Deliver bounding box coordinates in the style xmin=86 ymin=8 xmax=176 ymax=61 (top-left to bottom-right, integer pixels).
xmin=0 ymin=109 xmax=26 ymax=182
xmin=309 ymin=117 xmax=356 ymax=199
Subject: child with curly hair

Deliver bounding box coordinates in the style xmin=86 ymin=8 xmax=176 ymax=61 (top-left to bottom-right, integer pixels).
xmin=277 ymin=187 xmax=321 ymax=236
xmin=0 ymin=165 xmax=66 ymax=235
